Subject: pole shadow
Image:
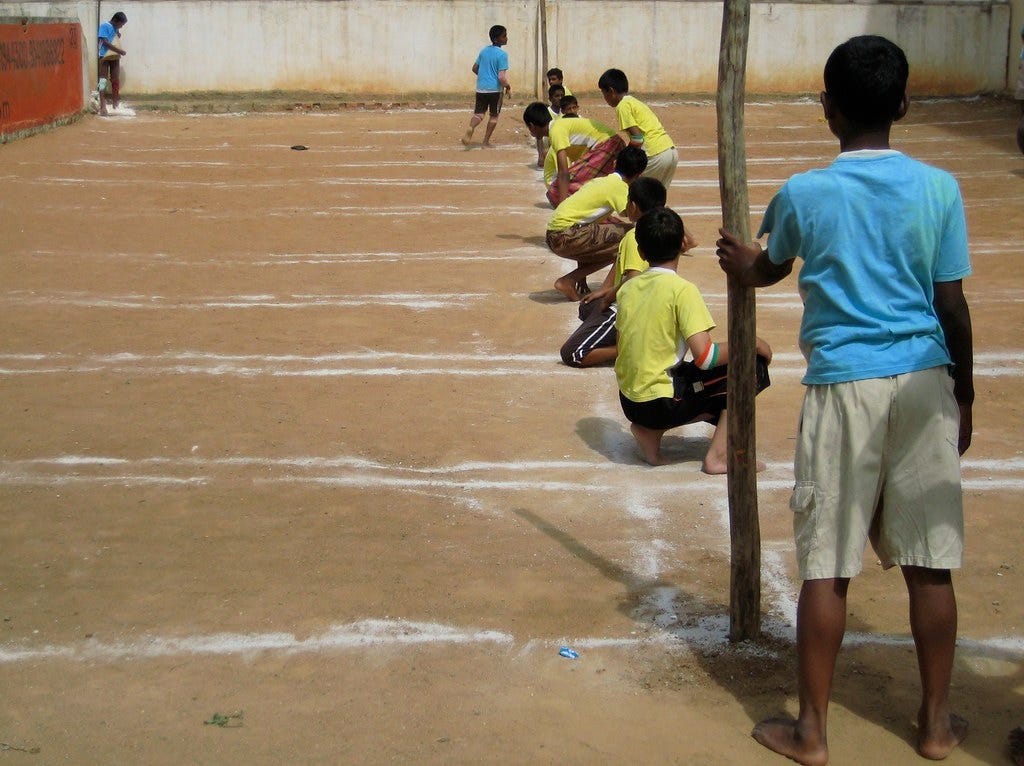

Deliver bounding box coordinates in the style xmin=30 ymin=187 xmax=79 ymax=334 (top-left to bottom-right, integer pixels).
xmin=511 ymin=506 xmax=1024 ymax=763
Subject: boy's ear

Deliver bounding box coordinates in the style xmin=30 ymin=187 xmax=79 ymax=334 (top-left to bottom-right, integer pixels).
xmin=894 ymin=93 xmax=909 ymax=123
xmin=819 ymin=91 xmax=833 ymax=121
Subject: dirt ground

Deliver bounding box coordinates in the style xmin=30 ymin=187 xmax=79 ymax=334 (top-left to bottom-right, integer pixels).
xmin=0 ymin=96 xmax=1022 ymax=765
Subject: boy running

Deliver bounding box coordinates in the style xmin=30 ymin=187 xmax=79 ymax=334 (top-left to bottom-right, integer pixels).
xmin=462 ymin=25 xmax=511 ymax=147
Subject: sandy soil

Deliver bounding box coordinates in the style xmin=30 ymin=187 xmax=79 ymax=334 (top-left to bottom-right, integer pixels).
xmin=0 ymin=96 xmax=1022 ymax=764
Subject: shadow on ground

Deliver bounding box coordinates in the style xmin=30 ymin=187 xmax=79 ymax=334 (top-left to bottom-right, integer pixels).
xmin=575 ymin=415 xmax=714 ymax=467
xmin=512 ymin=507 xmax=1024 ymax=764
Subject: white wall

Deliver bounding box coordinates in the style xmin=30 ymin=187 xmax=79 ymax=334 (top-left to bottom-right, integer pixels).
xmin=0 ymin=0 xmax=1013 ymax=99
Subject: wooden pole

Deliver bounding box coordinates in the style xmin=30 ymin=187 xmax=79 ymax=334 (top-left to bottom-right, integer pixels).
xmin=539 ymin=1 xmax=549 ymax=101
xmin=716 ymin=0 xmax=761 ymax=641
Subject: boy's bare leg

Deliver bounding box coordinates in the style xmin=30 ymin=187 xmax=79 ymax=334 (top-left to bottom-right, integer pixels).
xmin=702 ymin=409 xmax=766 ymax=474
xmin=462 ymin=113 xmax=483 ymax=145
xmin=630 ymin=423 xmax=666 ymax=466
xmin=902 ymin=565 xmax=968 ymax=760
xmin=482 ymin=115 xmax=499 ymax=146
xmin=578 ymin=346 xmax=617 ymax=367
xmin=98 ymin=63 xmax=109 ymax=116
xmin=110 ymin=61 xmax=120 ymax=109
xmin=752 ymin=577 xmax=848 ymax=766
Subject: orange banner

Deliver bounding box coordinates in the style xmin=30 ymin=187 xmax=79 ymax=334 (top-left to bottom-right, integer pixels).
xmin=0 ymin=20 xmax=83 ymax=139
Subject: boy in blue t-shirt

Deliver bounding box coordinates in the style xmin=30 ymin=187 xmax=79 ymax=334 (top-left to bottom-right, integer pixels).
xmin=717 ymin=35 xmax=973 ymax=765
xmin=97 ymin=11 xmax=127 ymax=116
xmin=461 ymin=25 xmax=511 ymax=147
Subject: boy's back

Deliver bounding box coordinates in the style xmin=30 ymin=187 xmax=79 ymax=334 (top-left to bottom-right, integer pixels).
xmin=615 ymin=268 xmax=713 ymax=402
xmin=547 ymin=173 xmax=627 ymax=231
xmin=761 ymin=150 xmax=970 ymax=384
xmin=614 ymin=95 xmax=673 ymax=156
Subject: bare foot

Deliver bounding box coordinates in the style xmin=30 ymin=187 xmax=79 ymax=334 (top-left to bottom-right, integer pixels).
xmin=554 ymin=276 xmax=583 ymax=301
xmin=460 ymin=132 xmax=473 ymax=146
xmin=751 ymin=717 xmax=828 ymax=766
xmin=630 ymin=423 xmax=665 ymax=466
xmin=481 ymin=141 xmax=495 ymax=148
xmin=701 ymin=457 xmax=766 ymax=475
xmin=575 ymin=279 xmax=591 ymax=297
xmin=917 ymin=712 xmax=967 ymax=760
xmin=1009 ymin=726 xmax=1024 ymax=766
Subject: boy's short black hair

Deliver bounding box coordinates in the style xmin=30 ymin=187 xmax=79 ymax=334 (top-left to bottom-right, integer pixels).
xmin=614 ymin=145 xmax=647 ymax=179
xmin=111 ymin=11 xmax=127 ymax=23
xmin=559 ymin=94 xmax=578 ymax=111
xmin=824 ymin=36 xmax=908 ymax=129
xmin=488 ymin=25 xmax=506 ymax=42
xmin=627 ymin=177 xmax=667 ymax=213
xmin=635 ymin=207 xmax=684 ymax=265
xmin=598 ymin=68 xmax=629 ymax=93
xmin=546 ymin=67 xmax=563 ymax=79
xmin=548 ymin=84 xmax=565 ymax=99
xmin=523 ymin=102 xmax=552 ymax=127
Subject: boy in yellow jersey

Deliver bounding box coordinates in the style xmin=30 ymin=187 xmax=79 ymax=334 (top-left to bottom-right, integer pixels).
xmin=547 ymin=67 xmax=571 ymax=96
xmin=599 ymin=68 xmax=678 ymax=189
xmin=561 ymin=177 xmax=667 ymax=367
xmin=523 ymin=99 xmax=631 ymax=207
xmin=545 ymin=146 xmax=647 ymax=301
xmin=615 ymin=207 xmax=772 ymax=472
xmin=533 ymin=84 xmax=566 ymax=168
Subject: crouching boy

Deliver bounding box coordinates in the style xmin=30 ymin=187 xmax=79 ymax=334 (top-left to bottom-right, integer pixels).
xmin=615 ymin=207 xmax=772 ymax=472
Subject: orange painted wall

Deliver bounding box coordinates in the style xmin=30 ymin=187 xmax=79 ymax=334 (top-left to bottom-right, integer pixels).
xmin=0 ymin=20 xmax=82 ymax=139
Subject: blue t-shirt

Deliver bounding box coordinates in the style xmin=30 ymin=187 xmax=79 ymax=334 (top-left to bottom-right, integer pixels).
xmin=475 ymin=45 xmax=509 ymax=93
xmin=98 ymin=21 xmax=116 ymax=58
xmin=760 ymin=150 xmax=970 ymax=385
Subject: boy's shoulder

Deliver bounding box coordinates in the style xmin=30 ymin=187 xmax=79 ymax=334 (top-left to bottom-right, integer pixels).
xmin=786 ymin=151 xmax=958 ymax=193
xmin=618 ymin=268 xmax=702 ymax=310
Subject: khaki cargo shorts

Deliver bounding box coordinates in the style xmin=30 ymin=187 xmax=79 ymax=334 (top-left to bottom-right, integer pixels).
xmin=791 ymin=367 xmax=964 ymax=580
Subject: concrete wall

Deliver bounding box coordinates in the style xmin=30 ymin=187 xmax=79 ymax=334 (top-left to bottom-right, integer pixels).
xmin=0 ymin=0 xmax=1013 ymax=100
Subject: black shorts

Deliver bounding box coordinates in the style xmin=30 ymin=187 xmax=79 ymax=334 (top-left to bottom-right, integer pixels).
xmin=474 ymin=91 xmax=503 ymax=117
xmin=620 ymin=355 xmax=771 ymax=431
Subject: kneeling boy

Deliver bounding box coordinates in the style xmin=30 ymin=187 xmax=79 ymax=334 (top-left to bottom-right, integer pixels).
xmin=560 ymin=176 xmax=667 ymax=367
xmin=615 ymin=207 xmax=772 ymax=472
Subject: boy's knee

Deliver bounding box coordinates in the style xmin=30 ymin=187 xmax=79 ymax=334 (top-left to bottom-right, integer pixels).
xmin=560 ymin=342 xmax=584 ymax=367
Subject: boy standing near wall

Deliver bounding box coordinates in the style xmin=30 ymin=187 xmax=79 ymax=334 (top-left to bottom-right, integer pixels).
xmin=97 ymin=11 xmax=127 ymax=117
xmin=462 ymin=25 xmax=511 ymax=147
xmin=717 ymin=35 xmax=973 ymax=765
